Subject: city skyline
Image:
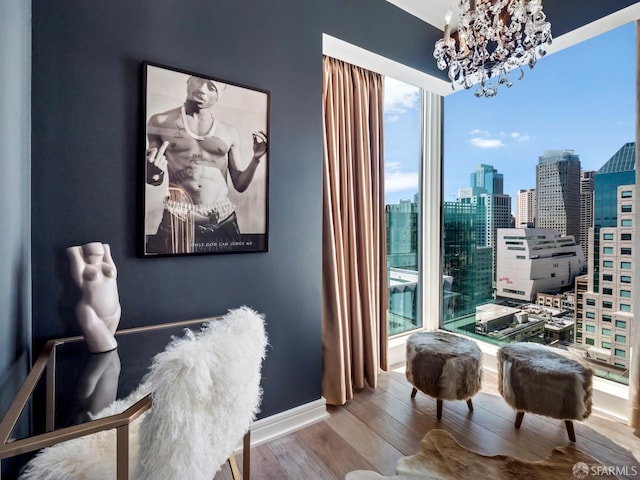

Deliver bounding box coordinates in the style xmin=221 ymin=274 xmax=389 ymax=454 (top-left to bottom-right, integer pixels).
xmin=383 ymin=21 xmax=635 ymax=211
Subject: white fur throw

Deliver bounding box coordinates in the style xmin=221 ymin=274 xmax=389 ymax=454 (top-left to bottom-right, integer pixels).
xmin=19 ymin=306 xmax=268 ymax=480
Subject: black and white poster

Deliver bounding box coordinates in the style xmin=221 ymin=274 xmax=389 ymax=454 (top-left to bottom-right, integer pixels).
xmin=142 ymin=62 xmax=269 ymax=256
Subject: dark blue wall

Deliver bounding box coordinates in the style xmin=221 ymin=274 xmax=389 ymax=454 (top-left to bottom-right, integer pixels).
xmin=29 ymin=0 xmax=639 ymax=419
xmin=30 ymin=0 xmax=440 ymax=418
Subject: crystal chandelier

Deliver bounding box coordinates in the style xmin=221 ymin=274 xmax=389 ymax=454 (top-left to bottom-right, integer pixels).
xmin=433 ymin=0 xmax=552 ymax=98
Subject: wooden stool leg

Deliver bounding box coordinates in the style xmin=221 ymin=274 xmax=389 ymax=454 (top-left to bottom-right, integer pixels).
xmin=565 ymin=420 xmax=576 ymax=442
xmin=243 ymin=430 xmax=251 ymax=479
xmin=515 ymin=411 xmax=525 ymax=429
xmin=466 ymin=399 xmax=474 ymax=412
xmin=410 ymin=387 xmax=417 ymax=399
xmin=437 ymin=399 xmax=443 ymax=420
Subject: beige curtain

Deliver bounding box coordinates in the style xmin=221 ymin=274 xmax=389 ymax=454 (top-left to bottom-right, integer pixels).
xmin=321 ymin=55 xmax=388 ymax=406
xmin=630 ymin=20 xmax=640 ymax=435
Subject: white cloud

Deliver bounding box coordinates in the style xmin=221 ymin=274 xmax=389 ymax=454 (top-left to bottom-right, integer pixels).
xmin=384 ymin=77 xmax=419 ymax=117
xmin=385 ymin=161 xmax=403 ymax=171
xmin=385 ymin=170 xmax=419 ymax=192
xmin=467 ymin=129 xmax=527 ymax=148
xmin=386 ymin=114 xmax=400 ymax=123
xmin=511 ymin=132 xmax=531 ymax=142
xmin=470 ymin=137 xmax=504 ymax=148
xmin=469 ymin=128 xmax=489 ymax=136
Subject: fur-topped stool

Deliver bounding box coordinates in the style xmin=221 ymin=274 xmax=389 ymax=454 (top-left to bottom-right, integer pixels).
xmin=405 ymin=331 xmax=482 ymax=420
xmin=497 ymin=342 xmax=593 ymax=442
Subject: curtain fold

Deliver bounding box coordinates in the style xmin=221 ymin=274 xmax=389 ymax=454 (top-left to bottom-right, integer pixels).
xmin=322 ymin=56 xmax=388 ymax=406
xmin=629 ymin=20 xmax=640 ymax=435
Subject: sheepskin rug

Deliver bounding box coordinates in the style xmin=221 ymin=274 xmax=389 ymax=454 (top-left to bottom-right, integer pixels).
xmin=19 ymin=306 xmax=268 ymax=480
xmin=345 ymin=429 xmax=616 ymax=480
xmin=406 ymin=332 xmax=482 ymax=401
xmin=498 ymin=342 xmax=593 ymax=420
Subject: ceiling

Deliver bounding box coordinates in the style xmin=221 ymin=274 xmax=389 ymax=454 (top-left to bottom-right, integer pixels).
xmin=385 ymin=0 xmax=640 ymax=38
xmin=385 ymin=0 xmax=457 ymax=31
xmin=325 ymin=1 xmax=640 ymax=95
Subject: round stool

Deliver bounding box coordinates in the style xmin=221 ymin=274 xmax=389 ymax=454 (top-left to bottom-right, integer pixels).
xmin=497 ymin=342 xmax=593 ymax=442
xmin=405 ymin=331 xmax=482 ymax=420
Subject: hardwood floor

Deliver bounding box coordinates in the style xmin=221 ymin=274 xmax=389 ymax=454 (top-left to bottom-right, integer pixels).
xmin=216 ymin=369 xmax=640 ymax=479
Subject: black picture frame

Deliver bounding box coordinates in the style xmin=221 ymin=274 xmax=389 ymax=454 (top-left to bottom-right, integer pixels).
xmin=142 ymin=62 xmax=269 ymax=256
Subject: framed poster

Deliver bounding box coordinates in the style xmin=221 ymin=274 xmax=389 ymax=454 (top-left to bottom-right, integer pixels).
xmin=142 ymin=62 xmax=269 ymax=256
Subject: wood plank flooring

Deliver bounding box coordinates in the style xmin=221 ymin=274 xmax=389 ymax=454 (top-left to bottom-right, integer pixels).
xmin=215 ymin=369 xmax=640 ymax=480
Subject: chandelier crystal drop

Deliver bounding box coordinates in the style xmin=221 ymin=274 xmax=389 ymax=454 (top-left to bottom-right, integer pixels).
xmin=433 ymin=0 xmax=552 ymax=98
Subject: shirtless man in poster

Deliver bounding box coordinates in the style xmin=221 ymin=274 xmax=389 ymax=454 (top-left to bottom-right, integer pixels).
xmin=145 ymin=75 xmax=267 ymax=253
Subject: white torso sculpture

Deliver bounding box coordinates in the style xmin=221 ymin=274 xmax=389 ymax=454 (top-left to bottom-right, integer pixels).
xmin=67 ymin=242 xmax=121 ymax=353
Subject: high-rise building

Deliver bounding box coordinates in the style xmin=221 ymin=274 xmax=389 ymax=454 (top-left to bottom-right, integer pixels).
xmin=574 ymin=275 xmax=588 ymax=343
xmin=591 ymin=142 xmax=636 ymax=293
xmin=576 ymin=184 xmax=635 ymax=369
xmin=386 ymin=195 xmax=420 ymax=335
xmin=386 ymin=198 xmax=418 ymax=270
xmin=580 ymin=170 xmax=595 ymax=259
xmin=458 ymin=164 xmax=511 ymax=280
xmin=495 ymin=228 xmax=586 ymax=302
xmin=442 ymin=202 xmax=493 ymax=322
xmin=594 ymin=143 xmax=636 ymax=227
xmin=573 ymin=142 xmax=636 ymax=371
xmin=536 ymin=150 xmax=581 ymax=240
xmin=469 ymin=163 xmax=504 ymax=195
xmin=516 ymin=188 xmax=536 ymax=228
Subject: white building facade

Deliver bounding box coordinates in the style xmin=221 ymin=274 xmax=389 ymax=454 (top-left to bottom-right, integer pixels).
xmin=496 ymin=228 xmax=586 ymax=302
xmin=576 ymin=185 xmax=635 ymax=369
xmin=580 ymin=170 xmax=596 ymax=259
xmin=515 ymin=188 xmax=536 ymax=228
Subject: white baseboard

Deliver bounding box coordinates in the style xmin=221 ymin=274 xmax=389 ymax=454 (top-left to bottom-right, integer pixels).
xmin=238 ymin=398 xmax=329 ymax=451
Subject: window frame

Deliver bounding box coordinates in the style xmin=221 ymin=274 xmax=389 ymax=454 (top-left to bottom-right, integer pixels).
xmin=322 ymin=20 xmax=637 ymax=422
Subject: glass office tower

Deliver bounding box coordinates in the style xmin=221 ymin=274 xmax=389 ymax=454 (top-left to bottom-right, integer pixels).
xmin=386 ymin=197 xmax=420 ymax=335
xmin=592 ymin=142 xmax=636 ymax=293
xmin=442 ymin=201 xmax=493 ymax=328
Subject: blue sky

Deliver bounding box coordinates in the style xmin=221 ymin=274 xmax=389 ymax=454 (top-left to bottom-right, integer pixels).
xmin=384 ymin=21 xmax=635 ymax=211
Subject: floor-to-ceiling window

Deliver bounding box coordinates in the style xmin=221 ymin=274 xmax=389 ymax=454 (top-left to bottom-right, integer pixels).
xmin=441 ymin=22 xmax=636 ymax=385
xmin=384 ymin=77 xmax=423 ymax=336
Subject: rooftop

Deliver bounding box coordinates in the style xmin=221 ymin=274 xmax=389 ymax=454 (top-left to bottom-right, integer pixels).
xmin=598 ymin=142 xmax=636 ymax=174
